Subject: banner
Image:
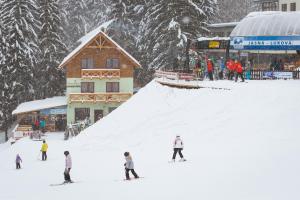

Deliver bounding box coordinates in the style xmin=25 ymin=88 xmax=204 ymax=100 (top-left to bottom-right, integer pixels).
xmin=231 ymin=36 xmax=300 ymax=50
xmin=263 ymin=71 xmax=293 ymax=79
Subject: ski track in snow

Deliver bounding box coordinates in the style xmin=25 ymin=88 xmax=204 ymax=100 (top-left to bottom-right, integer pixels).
xmin=0 ymin=80 xmax=300 ymax=200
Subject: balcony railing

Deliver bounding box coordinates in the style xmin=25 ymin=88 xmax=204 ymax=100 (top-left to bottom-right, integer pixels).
xmin=69 ymin=93 xmax=132 ymax=103
xmin=81 ymin=69 xmax=120 ymax=79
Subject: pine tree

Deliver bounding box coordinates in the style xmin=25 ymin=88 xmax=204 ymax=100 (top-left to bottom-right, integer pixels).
xmin=0 ymin=0 xmax=40 ymax=139
xmin=214 ymin=0 xmax=257 ymax=23
xmin=61 ymin=0 xmax=88 ymax=48
xmin=139 ymin=0 xmax=217 ymax=71
xmin=86 ymin=0 xmax=110 ymax=30
xmin=36 ymin=0 xmax=68 ymax=99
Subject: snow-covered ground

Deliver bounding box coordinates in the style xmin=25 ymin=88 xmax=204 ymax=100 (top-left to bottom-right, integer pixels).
xmin=1 ymin=80 xmax=300 ymax=200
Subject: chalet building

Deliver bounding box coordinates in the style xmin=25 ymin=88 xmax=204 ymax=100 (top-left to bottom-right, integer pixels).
xmin=59 ymin=27 xmax=141 ymax=125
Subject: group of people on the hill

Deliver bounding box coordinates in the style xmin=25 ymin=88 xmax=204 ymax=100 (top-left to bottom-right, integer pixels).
xmin=15 ymin=140 xmax=73 ymax=183
xmin=194 ymin=56 xmax=246 ymax=82
xmin=15 ymin=135 xmax=186 ymax=182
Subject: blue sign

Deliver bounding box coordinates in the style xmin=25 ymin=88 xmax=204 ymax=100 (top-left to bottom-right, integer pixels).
xmin=230 ymin=36 xmax=300 ymax=50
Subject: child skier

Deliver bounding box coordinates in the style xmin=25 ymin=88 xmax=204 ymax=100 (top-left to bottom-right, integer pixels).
xmin=124 ymin=152 xmax=139 ymax=180
xmin=40 ymin=140 xmax=48 ymax=161
xmin=64 ymin=151 xmax=72 ymax=183
xmin=171 ymin=135 xmax=186 ymax=162
xmin=16 ymin=154 xmax=22 ymax=169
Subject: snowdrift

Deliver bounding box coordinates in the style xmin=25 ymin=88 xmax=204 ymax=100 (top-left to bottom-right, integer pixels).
xmin=1 ymin=80 xmax=300 ymax=200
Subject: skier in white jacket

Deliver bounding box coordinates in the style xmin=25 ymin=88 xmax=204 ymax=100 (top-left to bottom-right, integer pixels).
xmin=171 ymin=135 xmax=186 ymax=162
xmin=64 ymin=151 xmax=72 ymax=183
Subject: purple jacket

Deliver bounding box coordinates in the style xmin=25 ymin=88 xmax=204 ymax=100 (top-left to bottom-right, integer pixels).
xmin=16 ymin=155 xmax=22 ymax=163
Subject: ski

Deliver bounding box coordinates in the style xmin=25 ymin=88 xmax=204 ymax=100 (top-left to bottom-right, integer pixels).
xmin=114 ymin=177 xmax=144 ymax=182
xmin=50 ymin=181 xmax=76 ymax=186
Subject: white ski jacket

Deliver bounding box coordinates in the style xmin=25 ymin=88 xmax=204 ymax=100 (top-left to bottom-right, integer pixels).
xmin=65 ymin=154 xmax=72 ymax=169
xmin=173 ymin=138 xmax=184 ymax=149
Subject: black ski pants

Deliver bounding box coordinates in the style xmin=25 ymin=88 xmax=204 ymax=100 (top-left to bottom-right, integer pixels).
xmin=208 ymin=71 xmax=213 ymax=80
xmin=64 ymin=168 xmax=71 ymax=182
xmin=125 ymin=168 xmax=139 ymax=180
xmin=42 ymin=151 xmax=47 ymax=161
xmin=172 ymin=148 xmax=184 ymax=159
xmin=235 ymin=72 xmax=245 ymax=82
xmin=16 ymin=163 xmax=21 ymax=169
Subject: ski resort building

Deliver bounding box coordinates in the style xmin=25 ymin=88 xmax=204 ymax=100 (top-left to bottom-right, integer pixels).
xmin=59 ymin=28 xmax=141 ymax=125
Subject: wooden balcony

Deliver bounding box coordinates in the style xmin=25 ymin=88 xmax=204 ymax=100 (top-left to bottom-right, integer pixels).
xmin=81 ymin=69 xmax=120 ymax=79
xmin=69 ymin=93 xmax=132 ymax=103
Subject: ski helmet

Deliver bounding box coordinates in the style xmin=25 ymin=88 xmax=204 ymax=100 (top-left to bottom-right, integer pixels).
xmin=64 ymin=151 xmax=69 ymax=156
xmin=124 ymin=152 xmax=129 ymax=157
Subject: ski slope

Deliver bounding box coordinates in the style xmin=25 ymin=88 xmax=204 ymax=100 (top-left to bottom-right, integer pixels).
xmin=1 ymin=80 xmax=300 ymax=200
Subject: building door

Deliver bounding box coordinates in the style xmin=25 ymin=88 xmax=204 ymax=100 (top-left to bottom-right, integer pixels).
xmin=94 ymin=110 xmax=103 ymax=122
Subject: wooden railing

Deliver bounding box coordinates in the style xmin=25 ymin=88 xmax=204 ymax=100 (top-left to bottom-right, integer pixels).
xmin=69 ymin=93 xmax=132 ymax=103
xmin=81 ymin=69 xmax=120 ymax=79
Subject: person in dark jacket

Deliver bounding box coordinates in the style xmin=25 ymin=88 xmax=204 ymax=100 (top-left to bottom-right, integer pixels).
xmin=124 ymin=152 xmax=139 ymax=180
xmin=16 ymin=154 xmax=22 ymax=169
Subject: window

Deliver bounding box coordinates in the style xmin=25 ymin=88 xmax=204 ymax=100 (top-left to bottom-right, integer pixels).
xmin=81 ymin=82 xmax=94 ymax=93
xmin=106 ymin=58 xmax=119 ymax=69
xmin=81 ymin=58 xmax=94 ymax=69
xmin=282 ymin=3 xmax=287 ymax=11
xmin=290 ymin=3 xmax=296 ymax=11
xmin=106 ymin=82 xmax=119 ymax=92
xmin=75 ymin=108 xmax=90 ymax=121
xmin=262 ymin=2 xmax=278 ymax=11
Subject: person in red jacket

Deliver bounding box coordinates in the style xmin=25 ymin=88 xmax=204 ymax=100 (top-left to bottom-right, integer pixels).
xmin=226 ymin=59 xmax=235 ymax=80
xmin=206 ymin=58 xmax=214 ymax=81
xmin=234 ymin=59 xmax=245 ymax=82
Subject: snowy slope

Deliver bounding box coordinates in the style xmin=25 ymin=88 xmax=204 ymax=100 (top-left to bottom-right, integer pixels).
xmin=1 ymin=80 xmax=300 ymax=200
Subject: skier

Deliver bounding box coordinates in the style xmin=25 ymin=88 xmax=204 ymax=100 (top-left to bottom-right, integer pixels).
xmin=226 ymin=59 xmax=235 ymax=80
xmin=40 ymin=140 xmax=48 ymax=161
xmin=16 ymin=154 xmax=22 ymax=169
xmin=171 ymin=135 xmax=186 ymax=162
xmin=206 ymin=58 xmax=214 ymax=81
xmin=234 ymin=59 xmax=245 ymax=82
xmin=124 ymin=152 xmax=139 ymax=180
xmin=64 ymin=151 xmax=72 ymax=183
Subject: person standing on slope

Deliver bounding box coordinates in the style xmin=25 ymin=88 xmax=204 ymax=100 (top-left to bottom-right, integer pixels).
xmin=16 ymin=154 xmax=22 ymax=169
xmin=171 ymin=135 xmax=186 ymax=162
xmin=124 ymin=152 xmax=139 ymax=180
xmin=64 ymin=151 xmax=72 ymax=183
xmin=234 ymin=59 xmax=245 ymax=82
xmin=41 ymin=140 xmax=48 ymax=161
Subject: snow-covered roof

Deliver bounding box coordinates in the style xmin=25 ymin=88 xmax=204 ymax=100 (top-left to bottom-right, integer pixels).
xmin=231 ymin=11 xmax=300 ymax=37
xmin=59 ymin=21 xmax=141 ymax=68
xmin=208 ymin=22 xmax=239 ymax=28
xmin=197 ymin=37 xmax=230 ymax=41
xmin=12 ymin=96 xmax=67 ymax=115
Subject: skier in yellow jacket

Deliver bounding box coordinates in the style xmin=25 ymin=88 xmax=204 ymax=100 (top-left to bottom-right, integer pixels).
xmin=41 ymin=140 xmax=48 ymax=161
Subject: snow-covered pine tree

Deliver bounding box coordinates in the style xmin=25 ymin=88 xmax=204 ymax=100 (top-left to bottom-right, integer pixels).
xmin=139 ymin=0 xmax=217 ymax=71
xmin=214 ymin=0 xmax=257 ymax=23
xmin=86 ymin=0 xmax=110 ymax=30
xmin=107 ymin=0 xmax=139 ymax=52
xmin=61 ymin=0 xmax=89 ymax=49
xmin=36 ymin=0 xmax=68 ymax=99
xmin=0 ymin=15 xmax=8 ymax=138
xmin=0 ymin=0 xmax=40 ymax=138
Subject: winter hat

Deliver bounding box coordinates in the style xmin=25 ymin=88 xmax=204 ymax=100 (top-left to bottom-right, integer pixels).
xmin=64 ymin=151 xmax=69 ymax=156
xmin=176 ymin=135 xmax=180 ymax=138
xmin=124 ymin=152 xmax=129 ymax=157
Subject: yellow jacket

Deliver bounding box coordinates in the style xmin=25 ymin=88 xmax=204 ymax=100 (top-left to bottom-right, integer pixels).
xmin=41 ymin=143 xmax=48 ymax=152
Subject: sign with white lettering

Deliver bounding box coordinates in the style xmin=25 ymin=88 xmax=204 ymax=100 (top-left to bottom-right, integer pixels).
xmin=230 ymin=36 xmax=300 ymax=50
